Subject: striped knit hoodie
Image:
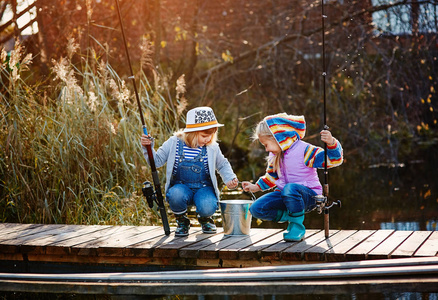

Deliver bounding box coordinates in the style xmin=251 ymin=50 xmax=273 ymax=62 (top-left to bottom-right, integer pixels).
xmin=255 ymin=113 xmax=343 ymax=193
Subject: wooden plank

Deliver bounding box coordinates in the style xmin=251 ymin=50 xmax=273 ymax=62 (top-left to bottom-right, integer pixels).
xmin=44 ymin=225 xmax=116 ymax=255
xmin=1 ymin=277 xmax=438 ymax=296
xmin=153 ymin=228 xmax=223 ymax=258
xmin=198 ymin=228 xmax=273 ymax=259
xmin=125 ymin=227 xmax=201 ymax=258
xmin=414 ymin=231 xmax=438 ymax=257
xmin=325 ymin=230 xmax=376 ymax=262
xmin=281 ymin=230 xmax=339 ymax=261
xmin=0 ymin=253 xmax=23 ymax=261
xmin=260 ymin=229 xmax=320 ymax=261
xmin=5 ymin=257 xmax=438 ymax=294
xmin=218 ymin=229 xmax=282 ymax=260
xmin=345 ymin=230 xmax=394 ymax=261
xmin=0 ymin=223 xmax=15 ymax=230
xmin=392 ymin=231 xmax=433 ymax=258
xmin=367 ymin=231 xmax=413 ymax=259
xmin=196 ymin=257 xmax=297 ymax=268
xmin=0 ymin=225 xmax=68 ymax=254
xmin=97 ymin=227 xmax=165 ymax=257
xmin=6 ymin=256 xmax=438 ymax=280
xmin=179 ymin=232 xmax=231 ymax=259
xmin=123 ymin=232 xmax=175 ymax=258
xmin=73 ymin=226 xmax=150 ymax=256
xmin=23 ymin=252 xmax=188 ymax=267
xmin=0 ymin=224 xmax=53 ymax=242
xmin=238 ymin=230 xmax=285 ymax=260
xmin=0 ymin=223 xmax=41 ymax=236
xmin=198 ymin=232 xmax=261 ymax=260
xmin=303 ymin=230 xmax=357 ymax=261
xmin=122 ymin=228 xmax=177 ymax=257
xmin=19 ymin=225 xmax=97 ymax=254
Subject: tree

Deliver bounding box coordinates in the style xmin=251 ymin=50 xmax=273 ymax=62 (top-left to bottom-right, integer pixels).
xmin=2 ymin=0 xmax=437 ymax=165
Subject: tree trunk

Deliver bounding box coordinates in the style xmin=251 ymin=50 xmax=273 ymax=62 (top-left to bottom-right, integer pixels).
xmin=34 ymin=0 xmax=49 ymax=73
xmin=153 ymin=0 xmax=161 ymax=65
xmin=411 ymin=0 xmax=419 ymax=36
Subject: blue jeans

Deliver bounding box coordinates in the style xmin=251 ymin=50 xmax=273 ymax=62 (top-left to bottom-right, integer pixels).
xmin=166 ymin=184 xmax=217 ymax=217
xmin=167 ymin=139 xmax=217 ymax=216
xmin=249 ymin=183 xmax=317 ymax=221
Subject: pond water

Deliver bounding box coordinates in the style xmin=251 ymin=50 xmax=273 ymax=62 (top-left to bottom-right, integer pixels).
xmin=4 ymin=292 xmax=438 ymax=299
xmin=166 ymin=294 xmax=438 ymax=300
xmin=219 ymin=146 xmax=438 ymax=232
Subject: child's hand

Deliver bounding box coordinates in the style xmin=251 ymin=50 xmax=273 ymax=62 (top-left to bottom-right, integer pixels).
xmin=241 ymin=181 xmax=261 ymax=193
xmin=226 ymin=178 xmax=239 ymax=189
xmin=141 ymin=134 xmax=153 ymax=147
xmin=320 ymin=130 xmax=335 ymax=146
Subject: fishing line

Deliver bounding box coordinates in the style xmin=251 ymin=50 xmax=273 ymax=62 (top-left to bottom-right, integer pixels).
xmin=321 ymin=0 xmax=341 ymax=238
xmin=321 ymin=0 xmax=329 ymax=198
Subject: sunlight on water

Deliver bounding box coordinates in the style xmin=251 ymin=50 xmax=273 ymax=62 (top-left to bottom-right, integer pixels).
xmin=381 ymin=220 xmax=438 ymax=231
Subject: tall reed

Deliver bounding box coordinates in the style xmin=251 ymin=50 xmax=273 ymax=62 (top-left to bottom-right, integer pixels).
xmin=0 ymin=40 xmax=185 ymax=225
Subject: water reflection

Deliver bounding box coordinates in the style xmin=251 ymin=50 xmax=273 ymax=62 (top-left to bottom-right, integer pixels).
xmin=380 ymin=221 xmax=421 ymax=231
xmin=3 ymin=292 xmax=438 ymax=299
xmin=381 ymin=220 xmax=437 ymax=231
xmin=159 ymin=293 xmax=438 ymax=299
xmin=427 ymin=220 xmax=438 ymax=231
xmin=318 ymin=154 xmax=438 ymax=231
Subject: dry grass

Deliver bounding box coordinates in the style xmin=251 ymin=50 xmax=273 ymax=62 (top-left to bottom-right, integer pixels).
xmin=0 ymin=41 xmax=184 ymax=226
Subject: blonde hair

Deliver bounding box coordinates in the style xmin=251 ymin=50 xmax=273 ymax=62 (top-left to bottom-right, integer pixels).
xmin=174 ymin=127 xmax=218 ymax=148
xmin=253 ymin=120 xmax=283 ymax=172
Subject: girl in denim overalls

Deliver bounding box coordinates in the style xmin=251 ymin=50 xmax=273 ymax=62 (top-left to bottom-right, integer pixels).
xmin=141 ymin=107 xmax=238 ymax=236
xmin=242 ymin=113 xmax=343 ymax=242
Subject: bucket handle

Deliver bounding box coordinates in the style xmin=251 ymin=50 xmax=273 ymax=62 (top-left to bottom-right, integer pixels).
xmin=220 ymin=181 xmax=257 ymax=201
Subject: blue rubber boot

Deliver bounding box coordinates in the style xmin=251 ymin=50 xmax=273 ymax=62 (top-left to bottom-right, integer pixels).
xmin=275 ymin=210 xmax=291 ymax=223
xmin=276 ymin=210 xmax=305 ymax=242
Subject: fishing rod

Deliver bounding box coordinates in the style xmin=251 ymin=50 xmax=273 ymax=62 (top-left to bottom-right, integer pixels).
xmin=114 ymin=0 xmax=170 ymax=236
xmin=316 ymin=0 xmax=341 ymax=238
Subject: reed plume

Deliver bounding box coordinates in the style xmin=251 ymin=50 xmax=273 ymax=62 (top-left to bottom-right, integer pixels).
xmin=1 ymin=41 xmax=184 ymax=225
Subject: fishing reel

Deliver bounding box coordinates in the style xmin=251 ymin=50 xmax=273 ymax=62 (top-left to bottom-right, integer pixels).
xmin=142 ymin=181 xmax=156 ymax=208
xmin=313 ymin=195 xmax=341 ymax=214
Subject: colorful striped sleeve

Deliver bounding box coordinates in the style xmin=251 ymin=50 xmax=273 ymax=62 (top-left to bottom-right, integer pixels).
xmin=304 ymin=139 xmax=343 ymax=169
xmin=255 ymin=164 xmax=278 ymax=190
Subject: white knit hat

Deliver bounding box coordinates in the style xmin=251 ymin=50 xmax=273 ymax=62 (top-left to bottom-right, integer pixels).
xmin=183 ymin=106 xmax=224 ymax=133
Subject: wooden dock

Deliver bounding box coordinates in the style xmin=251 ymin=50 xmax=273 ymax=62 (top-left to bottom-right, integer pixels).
xmin=0 ymin=223 xmax=437 ymax=273
xmin=1 ymin=257 xmax=438 ymax=296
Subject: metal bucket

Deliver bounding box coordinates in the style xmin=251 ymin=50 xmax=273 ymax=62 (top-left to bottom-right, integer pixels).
xmin=219 ymin=200 xmax=253 ymax=236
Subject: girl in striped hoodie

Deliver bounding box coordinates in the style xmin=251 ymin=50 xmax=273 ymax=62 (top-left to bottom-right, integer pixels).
xmin=242 ymin=113 xmax=343 ymax=242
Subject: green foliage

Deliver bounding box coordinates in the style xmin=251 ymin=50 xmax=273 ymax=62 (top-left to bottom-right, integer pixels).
xmin=0 ymin=42 xmax=182 ymax=225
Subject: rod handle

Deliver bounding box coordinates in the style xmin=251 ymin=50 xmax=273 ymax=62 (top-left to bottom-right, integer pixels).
xmin=160 ymin=207 xmax=171 ymax=236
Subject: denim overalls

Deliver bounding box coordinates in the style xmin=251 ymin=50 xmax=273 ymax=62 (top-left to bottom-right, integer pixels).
xmin=166 ymin=140 xmax=218 ymax=217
